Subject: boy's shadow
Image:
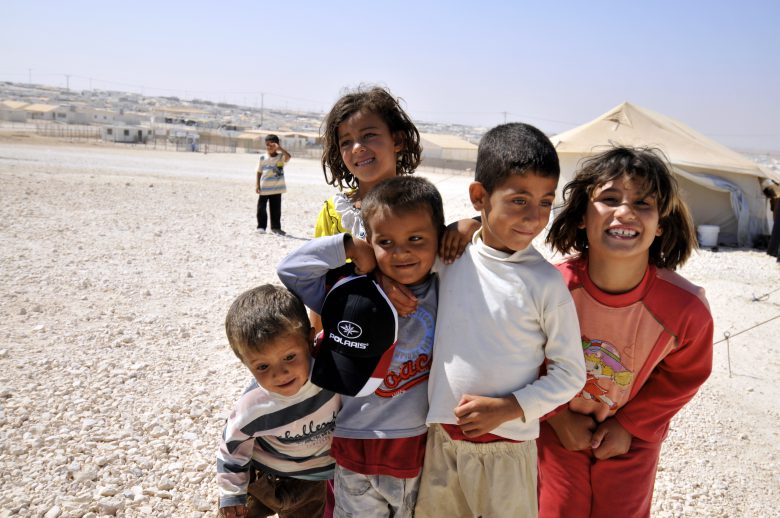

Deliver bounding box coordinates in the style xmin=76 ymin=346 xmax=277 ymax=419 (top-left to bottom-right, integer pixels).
xmin=263 ymin=233 xmax=309 ymax=242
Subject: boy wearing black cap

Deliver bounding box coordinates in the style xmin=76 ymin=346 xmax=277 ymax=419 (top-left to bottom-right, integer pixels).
xmin=277 ymin=176 xmax=444 ymax=518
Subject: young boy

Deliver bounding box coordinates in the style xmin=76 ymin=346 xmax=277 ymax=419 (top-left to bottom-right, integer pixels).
xmin=277 ymin=175 xmax=444 ymax=518
xmin=414 ymin=123 xmax=587 ymax=518
xmin=216 ymin=285 xmax=340 ymax=518
xmin=256 ymin=134 xmax=291 ymax=235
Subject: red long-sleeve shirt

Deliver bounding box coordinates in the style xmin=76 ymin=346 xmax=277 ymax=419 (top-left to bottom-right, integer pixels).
xmin=557 ymin=257 xmax=713 ymax=443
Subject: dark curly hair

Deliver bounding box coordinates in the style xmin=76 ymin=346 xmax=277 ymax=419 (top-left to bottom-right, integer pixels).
xmin=321 ymin=85 xmax=421 ymax=191
xmin=547 ymin=146 xmax=697 ymax=270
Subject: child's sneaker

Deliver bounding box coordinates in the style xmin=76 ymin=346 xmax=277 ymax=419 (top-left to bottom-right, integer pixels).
xmin=257 ymin=228 xmax=266 ymax=234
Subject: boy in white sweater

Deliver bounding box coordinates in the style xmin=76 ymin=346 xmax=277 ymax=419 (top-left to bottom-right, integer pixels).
xmin=414 ymin=123 xmax=586 ymax=518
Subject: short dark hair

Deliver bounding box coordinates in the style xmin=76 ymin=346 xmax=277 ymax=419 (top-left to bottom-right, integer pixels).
xmin=225 ymin=285 xmax=310 ymax=361
xmin=265 ymin=134 xmax=280 ymax=144
xmin=546 ymin=146 xmax=697 ymax=269
xmin=321 ymin=85 xmax=422 ymax=190
xmin=361 ymin=176 xmax=445 ymax=240
xmin=475 ymin=123 xmax=559 ymax=193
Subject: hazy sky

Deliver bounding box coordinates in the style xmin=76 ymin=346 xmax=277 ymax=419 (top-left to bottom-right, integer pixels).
xmin=2 ymin=1 xmax=778 ymax=151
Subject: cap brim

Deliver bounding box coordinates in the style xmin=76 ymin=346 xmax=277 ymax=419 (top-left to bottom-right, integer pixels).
xmin=311 ymin=343 xmax=396 ymax=397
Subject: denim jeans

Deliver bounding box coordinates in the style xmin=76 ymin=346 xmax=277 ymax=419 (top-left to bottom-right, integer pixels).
xmin=333 ymin=465 xmax=419 ymax=518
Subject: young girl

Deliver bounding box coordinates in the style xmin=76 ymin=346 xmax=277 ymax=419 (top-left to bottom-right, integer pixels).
xmin=315 ymin=86 xmax=422 ymax=240
xmin=312 ymin=86 xmax=422 ymax=517
xmin=538 ymin=147 xmax=714 ymax=518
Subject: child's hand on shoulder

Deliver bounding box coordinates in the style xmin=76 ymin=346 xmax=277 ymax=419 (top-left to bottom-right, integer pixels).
xmin=219 ymin=504 xmax=248 ymax=518
xmin=547 ymin=407 xmax=597 ymax=451
xmin=439 ymin=218 xmax=480 ymax=264
xmin=453 ymin=394 xmax=524 ymax=437
xmin=591 ymin=418 xmax=633 ymax=460
xmin=376 ymin=272 xmax=417 ymax=317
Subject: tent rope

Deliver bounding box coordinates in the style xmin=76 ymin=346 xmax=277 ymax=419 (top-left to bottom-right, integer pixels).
xmin=716 ymin=314 xmax=780 ymax=378
xmin=752 ymin=286 xmax=780 ymax=302
xmin=715 ymin=313 xmax=780 ymax=345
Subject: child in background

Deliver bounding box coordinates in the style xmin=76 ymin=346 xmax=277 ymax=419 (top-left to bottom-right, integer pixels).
xmin=256 ymin=134 xmax=291 ymax=235
xmin=414 ymin=123 xmax=586 ymax=518
xmin=216 ymin=285 xmax=340 ymax=518
xmin=279 ymin=176 xmax=444 ymax=518
xmin=539 ymin=147 xmax=713 ymax=518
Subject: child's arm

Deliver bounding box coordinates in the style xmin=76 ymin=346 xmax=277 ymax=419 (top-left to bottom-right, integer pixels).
xmin=255 ymin=168 xmax=262 ymax=194
xmin=611 ymin=304 xmax=713 ymax=444
xmin=343 ymin=234 xmax=376 ymax=275
xmin=375 ymin=273 xmax=418 ymax=318
xmin=439 ymin=217 xmax=481 ymax=264
xmin=453 ymin=394 xmax=524 ymax=437
xmin=590 ymin=417 xmax=633 ymax=460
xmin=277 ymin=234 xmax=357 ymax=312
xmin=511 ymin=294 xmax=587 ymax=425
xmin=546 ymin=407 xmax=598 ymax=451
xmin=278 ymin=145 xmax=292 ymax=163
xmin=216 ymin=392 xmax=259 ymax=510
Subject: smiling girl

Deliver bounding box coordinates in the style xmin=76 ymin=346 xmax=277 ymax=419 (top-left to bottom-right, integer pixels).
xmin=316 ymin=86 xmax=422 ymax=240
xmin=538 ymin=147 xmax=714 ymax=518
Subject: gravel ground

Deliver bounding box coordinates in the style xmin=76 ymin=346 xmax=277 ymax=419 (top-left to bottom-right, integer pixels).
xmin=0 ymin=139 xmax=778 ymax=517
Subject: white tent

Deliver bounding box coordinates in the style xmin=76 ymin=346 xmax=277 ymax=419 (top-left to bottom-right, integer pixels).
xmin=551 ymin=102 xmax=780 ymax=247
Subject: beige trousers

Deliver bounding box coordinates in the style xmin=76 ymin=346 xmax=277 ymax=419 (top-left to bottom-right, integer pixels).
xmin=414 ymin=424 xmax=538 ymax=518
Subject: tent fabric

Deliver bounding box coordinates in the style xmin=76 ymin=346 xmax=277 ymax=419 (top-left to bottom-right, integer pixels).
xmin=551 ymin=102 xmax=779 ymax=247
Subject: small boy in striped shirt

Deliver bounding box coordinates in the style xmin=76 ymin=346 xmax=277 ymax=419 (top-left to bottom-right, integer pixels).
xmin=217 ymin=285 xmax=340 ymax=518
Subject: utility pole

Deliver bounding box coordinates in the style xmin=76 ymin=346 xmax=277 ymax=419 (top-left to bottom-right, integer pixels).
xmin=502 ymin=111 xmax=508 ymax=124
xmin=65 ymin=74 xmax=70 ymax=90
xmin=259 ymin=92 xmax=265 ymax=127
xmin=28 ymin=68 xmax=31 ymax=84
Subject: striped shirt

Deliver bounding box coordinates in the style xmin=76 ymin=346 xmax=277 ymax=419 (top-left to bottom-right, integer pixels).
xmin=216 ymin=379 xmax=340 ymax=508
xmin=256 ymin=153 xmax=287 ymax=195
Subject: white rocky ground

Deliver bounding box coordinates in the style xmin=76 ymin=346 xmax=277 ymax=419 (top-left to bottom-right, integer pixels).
xmin=0 ymin=139 xmax=778 ymax=517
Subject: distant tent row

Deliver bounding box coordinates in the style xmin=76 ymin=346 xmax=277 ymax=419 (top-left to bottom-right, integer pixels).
xmin=551 ymin=102 xmax=780 ymax=247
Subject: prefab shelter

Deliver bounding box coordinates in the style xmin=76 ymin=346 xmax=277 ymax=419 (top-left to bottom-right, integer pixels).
xmin=23 ymin=103 xmax=58 ymax=121
xmin=0 ymin=100 xmax=29 ymax=122
xmin=101 ymin=124 xmax=152 ymax=144
xmin=419 ymin=133 xmax=478 ymax=170
xmin=551 ymin=102 xmax=780 ymax=247
xmin=420 ymin=133 xmax=478 ymax=162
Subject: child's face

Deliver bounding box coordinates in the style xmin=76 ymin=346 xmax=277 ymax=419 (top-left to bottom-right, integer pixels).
xmin=337 ymin=110 xmax=402 ymax=193
xmin=581 ymin=174 xmax=662 ymax=263
xmin=470 ymin=172 xmax=557 ymax=253
xmin=241 ymin=331 xmax=313 ymax=397
xmin=265 ymin=141 xmax=279 ymax=154
xmin=367 ymin=207 xmax=439 ymax=286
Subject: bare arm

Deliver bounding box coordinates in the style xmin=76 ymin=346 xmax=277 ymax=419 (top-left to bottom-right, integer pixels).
xmin=453 ymin=394 xmax=525 ymax=437
xmin=343 ymin=234 xmax=377 ymax=275
xmin=439 ymin=217 xmax=480 ymax=264
xmin=591 ymin=417 xmax=633 ymax=459
xmin=546 ymin=407 xmax=597 ymax=451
